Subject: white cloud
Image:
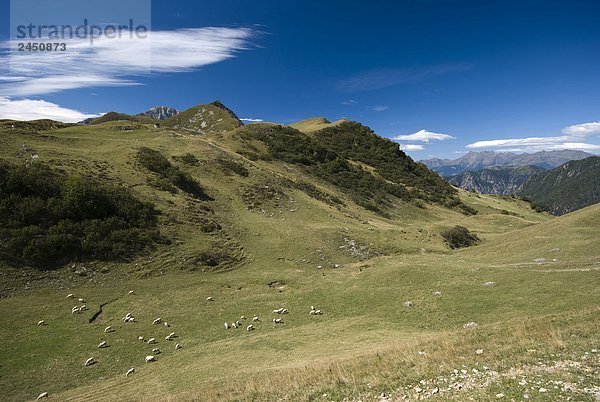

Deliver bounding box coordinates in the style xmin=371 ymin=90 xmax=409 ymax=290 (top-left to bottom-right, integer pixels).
xmin=0 ymin=97 xmax=100 ymax=122
xmin=341 ymin=99 xmax=357 ymax=105
xmin=466 ymin=121 xmax=600 ymax=152
xmin=370 ymin=105 xmax=389 ymax=112
xmin=0 ymin=27 xmax=255 ymax=96
xmin=240 ymin=117 xmax=264 ymax=122
xmin=400 ymin=144 xmax=424 ymax=151
xmin=561 ymin=121 xmax=600 ymax=137
xmin=393 ymin=129 xmax=455 ymax=143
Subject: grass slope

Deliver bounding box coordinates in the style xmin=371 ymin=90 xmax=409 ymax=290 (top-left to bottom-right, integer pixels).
xmin=0 ymin=118 xmax=597 ymax=401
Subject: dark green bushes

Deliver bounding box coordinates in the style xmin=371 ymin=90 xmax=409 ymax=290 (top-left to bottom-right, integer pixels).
xmin=137 ymin=147 xmax=213 ymax=201
xmin=0 ymin=160 xmax=160 ymax=269
xmin=441 ymin=225 xmax=480 ymax=249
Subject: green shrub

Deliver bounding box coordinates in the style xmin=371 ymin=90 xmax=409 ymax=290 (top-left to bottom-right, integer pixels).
xmin=441 ymin=226 xmax=480 ymax=249
xmin=0 ymin=160 xmax=160 ymax=269
xmin=137 ymin=147 xmax=213 ymax=200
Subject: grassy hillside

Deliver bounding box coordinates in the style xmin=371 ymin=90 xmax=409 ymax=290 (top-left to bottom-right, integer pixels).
xmin=519 ymin=156 xmax=600 ymax=215
xmin=0 ymin=114 xmax=597 ymax=401
xmin=162 ymin=101 xmax=243 ymax=133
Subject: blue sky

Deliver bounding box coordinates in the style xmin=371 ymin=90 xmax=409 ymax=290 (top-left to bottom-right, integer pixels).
xmin=1 ymin=0 xmax=599 ymax=159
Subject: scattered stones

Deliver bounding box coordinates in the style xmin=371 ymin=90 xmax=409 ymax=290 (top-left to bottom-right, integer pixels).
xmin=483 ymin=281 xmax=497 ymax=286
xmin=433 ymin=291 xmax=442 ymax=296
xmin=404 ymin=301 xmax=414 ymax=307
xmin=476 ymin=349 xmax=484 ymax=355
xmin=495 ymin=393 xmax=504 ymax=398
xmin=463 ymin=321 xmax=479 ymax=329
xmin=534 ymin=258 xmax=546 ymax=264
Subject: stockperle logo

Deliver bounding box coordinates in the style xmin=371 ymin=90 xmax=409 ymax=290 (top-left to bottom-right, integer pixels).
xmin=9 ymin=0 xmax=151 ymax=70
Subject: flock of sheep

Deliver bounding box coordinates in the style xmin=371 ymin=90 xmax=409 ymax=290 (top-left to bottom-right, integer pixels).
xmin=32 ymin=293 xmax=324 ymax=400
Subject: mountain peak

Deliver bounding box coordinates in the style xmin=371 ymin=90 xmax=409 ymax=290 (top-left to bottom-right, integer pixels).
xmin=137 ymin=106 xmax=179 ymax=120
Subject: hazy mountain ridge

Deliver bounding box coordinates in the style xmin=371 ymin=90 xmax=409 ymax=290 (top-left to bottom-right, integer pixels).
xmin=518 ymin=156 xmax=600 ymax=215
xmin=448 ymin=165 xmax=545 ymax=195
xmin=422 ymin=150 xmax=594 ymax=177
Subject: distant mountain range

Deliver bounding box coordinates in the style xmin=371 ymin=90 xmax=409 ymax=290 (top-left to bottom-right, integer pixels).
xmin=448 ymin=165 xmax=546 ymax=195
xmin=518 ymin=156 xmax=600 ymax=215
xmin=422 ymin=150 xmax=593 ymax=177
xmin=136 ymin=106 xmax=179 ymax=120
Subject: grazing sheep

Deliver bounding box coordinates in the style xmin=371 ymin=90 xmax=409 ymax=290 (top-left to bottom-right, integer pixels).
xmin=240 ymin=315 xmax=246 ymax=320
xmin=152 ymin=348 xmax=161 ymax=354
xmin=281 ymin=308 xmax=288 ymax=314
xmin=128 ymin=290 xmax=135 ymax=295
xmin=98 ymin=341 xmax=108 ymax=348
xmin=236 ymin=320 xmax=241 ymax=327
xmin=66 ymin=294 xmax=74 ymax=299
xmin=145 ymin=355 xmax=155 ymax=363
xmin=36 ymin=392 xmax=48 ymax=400
xmin=224 ymin=322 xmax=230 ymax=329
xmin=126 ymin=367 xmax=135 ymax=377
xmin=246 ymin=325 xmax=254 ymax=331
xmin=165 ymin=335 xmax=173 ymax=341
xmin=418 ymin=351 xmax=427 ymax=356
xmin=463 ymin=322 xmax=479 ymax=330
xmin=315 ymin=309 xmax=322 ymax=315
xmin=231 ymin=322 xmax=238 ymax=328
xmin=138 ymin=336 xmax=144 ymax=341
xmin=152 ymin=318 xmax=162 ymax=325
xmin=309 ymin=310 xmax=316 ymax=315
xmin=273 ymin=318 xmax=283 ymax=324
xmin=127 ymin=317 xmax=135 ymax=323
xmin=37 ymin=320 xmax=45 ymax=326
xmin=175 ymin=343 xmax=182 ymax=350
xmin=104 ymin=326 xmax=113 ymax=333
xmin=206 ymin=297 xmax=214 ymax=302
xmin=433 ymin=291 xmax=442 ymax=296
xmin=79 ymin=305 xmax=87 ymax=312
xmin=78 ymin=298 xmax=85 ymax=303
xmin=147 ymin=338 xmax=156 ymax=344
xmin=84 ymin=357 xmax=95 ymax=366
xmin=71 ymin=306 xmax=79 ymax=314
xmin=404 ymin=301 xmax=414 ymax=307
xmin=252 ymin=316 xmax=259 ymax=322
xmin=168 ymin=332 xmax=177 ymax=338
xmin=163 ymin=322 xmax=170 ymax=327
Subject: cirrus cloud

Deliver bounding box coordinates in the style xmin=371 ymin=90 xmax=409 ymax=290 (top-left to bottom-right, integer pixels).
xmin=400 ymin=144 xmax=424 ymax=151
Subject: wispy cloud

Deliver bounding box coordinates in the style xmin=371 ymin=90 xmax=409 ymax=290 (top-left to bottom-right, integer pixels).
xmin=0 ymin=27 xmax=256 ymax=96
xmin=466 ymin=121 xmax=600 ymax=152
xmin=240 ymin=117 xmax=264 ymax=122
xmin=369 ymin=105 xmax=389 ymax=112
xmin=393 ymin=129 xmax=455 ymax=143
xmin=336 ymin=63 xmax=471 ymax=92
xmin=0 ymin=97 xmax=100 ymax=122
xmin=400 ymin=144 xmax=424 ymax=151
xmin=341 ymin=99 xmax=358 ymax=105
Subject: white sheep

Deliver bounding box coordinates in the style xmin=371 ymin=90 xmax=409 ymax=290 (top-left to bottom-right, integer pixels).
xmin=138 ymin=336 xmax=144 ymax=341
xmin=163 ymin=322 xmax=170 ymax=327
xmin=165 ymin=335 xmax=172 ymax=341
xmin=168 ymin=332 xmax=177 ymax=338
xmin=315 ymin=309 xmax=322 ymax=315
xmin=104 ymin=326 xmax=113 ymax=333
xmin=175 ymin=343 xmax=182 ymax=350
xmin=147 ymin=338 xmax=156 ymax=344
xmin=224 ymin=322 xmax=230 ymax=329
xmin=79 ymin=305 xmax=87 ymax=312
xmin=145 ymin=355 xmax=155 ymax=363
xmin=281 ymin=308 xmax=288 ymax=314
xmin=152 ymin=348 xmax=161 ymax=354
xmin=152 ymin=318 xmax=162 ymax=325
xmin=240 ymin=315 xmax=246 ymax=320
xmin=37 ymin=320 xmax=45 ymax=326
xmin=66 ymin=294 xmax=74 ymax=299
xmin=98 ymin=341 xmax=108 ymax=348
xmin=273 ymin=318 xmax=283 ymax=324
xmin=127 ymin=317 xmax=135 ymax=323
xmin=206 ymin=296 xmax=214 ymax=302
xmin=78 ymin=298 xmax=85 ymax=303
xmin=71 ymin=306 xmax=79 ymax=314
xmin=231 ymin=322 xmax=237 ymax=328
xmin=236 ymin=320 xmax=241 ymax=327
xmin=246 ymin=325 xmax=254 ymax=331
xmin=128 ymin=290 xmax=135 ymax=295
xmin=126 ymin=367 xmax=135 ymax=377
xmin=252 ymin=316 xmax=259 ymax=322
xmin=84 ymin=357 xmax=95 ymax=366
xmin=36 ymin=392 xmax=49 ymax=400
